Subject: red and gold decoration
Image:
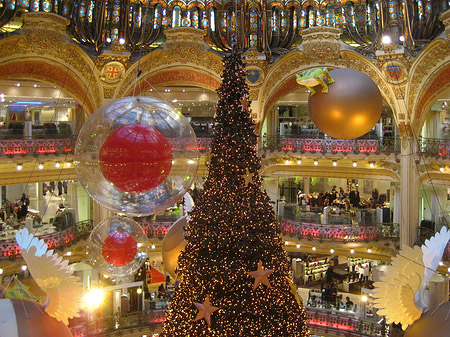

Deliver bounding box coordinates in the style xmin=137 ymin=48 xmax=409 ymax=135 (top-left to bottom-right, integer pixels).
xmin=308 ymin=68 xmax=382 ymax=139
xmin=193 ymin=295 xmax=220 ymax=326
xmin=247 ymin=260 xmax=273 ymax=290
xmin=161 ymin=48 xmax=310 ymax=336
xmin=101 ymin=230 xmax=138 ymax=267
xmin=99 ymin=124 xmax=172 ymax=194
xmin=74 ymin=96 xmax=199 ymax=216
xmin=87 ymin=216 xmax=148 ymax=277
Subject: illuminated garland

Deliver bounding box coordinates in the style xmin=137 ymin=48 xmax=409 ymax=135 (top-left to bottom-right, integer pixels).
xmin=160 ymin=50 xmax=310 ymax=336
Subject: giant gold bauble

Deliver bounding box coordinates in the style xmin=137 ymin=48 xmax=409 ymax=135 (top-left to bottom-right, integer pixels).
xmin=162 ymin=216 xmax=187 ymax=279
xmin=308 ymin=68 xmax=382 ymax=139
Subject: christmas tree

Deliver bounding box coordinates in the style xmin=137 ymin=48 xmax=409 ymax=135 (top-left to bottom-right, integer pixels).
xmin=161 ymin=48 xmax=310 ymax=336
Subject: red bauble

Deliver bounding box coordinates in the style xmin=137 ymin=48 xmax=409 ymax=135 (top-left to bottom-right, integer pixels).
xmin=99 ymin=124 xmax=173 ymax=194
xmin=102 ymin=231 xmax=138 ymax=267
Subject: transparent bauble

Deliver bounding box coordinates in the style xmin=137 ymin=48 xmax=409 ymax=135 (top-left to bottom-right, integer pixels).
xmin=74 ymin=96 xmax=199 ymax=216
xmin=87 ymin=216 xmax=148 ymax=277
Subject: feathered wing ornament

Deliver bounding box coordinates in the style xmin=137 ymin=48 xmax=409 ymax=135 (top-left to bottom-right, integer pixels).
xmin=373 ymin=245 xmax=424 ymax=330
xmin=16 ymin=228 xmax=83 ymax=325
xmin=373 ymin=226 xmax=450 ymax=330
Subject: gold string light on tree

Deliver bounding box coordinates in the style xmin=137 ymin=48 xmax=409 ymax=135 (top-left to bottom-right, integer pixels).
xmin=160 ymin=46 xmax=310 ymax=336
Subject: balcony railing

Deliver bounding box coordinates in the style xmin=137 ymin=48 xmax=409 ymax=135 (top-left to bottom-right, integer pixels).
xmin=0 ymin=138 xmax=74 ymax=156
xmin=4 ymin=135 xmax=450 ymax=158
xmin=420 ymin=137 xmax=450 ymax=159
xmin=68 ymin=307 xmax=393 ymax=337
xmin=0 ymin=220 xmax=92 ymax=259
xmin=280 ymin=218 xmax=399 ymax=243
xmin=263 ymin=135 xmax=401 ymax=155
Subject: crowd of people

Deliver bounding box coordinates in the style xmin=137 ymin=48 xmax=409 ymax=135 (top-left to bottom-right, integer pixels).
xmin=297 ymin=186 xmax=388 ymax=211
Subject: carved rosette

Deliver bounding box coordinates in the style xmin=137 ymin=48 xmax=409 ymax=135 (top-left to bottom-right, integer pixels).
xmin=300 ymin=27 xmax=343 ymax=62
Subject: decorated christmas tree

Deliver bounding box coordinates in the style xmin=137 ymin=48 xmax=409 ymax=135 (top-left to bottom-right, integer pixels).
xmin=161 ymin=48 xmax=310 ymax=336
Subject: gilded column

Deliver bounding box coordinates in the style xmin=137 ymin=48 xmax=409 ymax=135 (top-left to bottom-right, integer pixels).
xmin=399 ymin=123 xmax=419 ymax=246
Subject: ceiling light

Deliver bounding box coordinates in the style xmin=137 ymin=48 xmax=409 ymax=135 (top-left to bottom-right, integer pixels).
xmin=361 ymin=295 xmax=368 ymax=302
xmin=151 ymin=244 xmax=156 ymax=250
xmin=0 ymin=268 xmax=3 ymax=275
xmin=368 ymin=248 xmax=372 ymax=253
xmin=106 ymin=37 xmax=112 ymax=43
xmin=55 ymin=162 xmax=61 ymax=168
xmin=296 ymin=244 xmax=301 ymax=249
xmin=439 ymin=261 xmax=444 ymax=266
xmin=187 ymin=159 xmax=195 ymax=164
xmin=66 ymin=251 xmax=72 ymax=256
xmin=118 ymin=37 xmax=125 ymax=44
xmin=137 ymin=288 xmax=143 ymax=294
xmin=312 ymin=247 xmax=316 ymax=251
xmin=369 ymin=162 xmax=375 ymax=168
xmin=284 ymin=241 xmax=289 ymax=246
xmin=16 ymin=164 xmax=23 ymax=171
xmin=330 ymin=249 xmax=335 ymax=254
xmin=440 ymin=166 xmax=445 ymax=172
xmin=350 ymin=249 xmax=355 ymax=254
xmin=33 ymin=84 xmax=38 ymax=88
xmin=38 ymin=163 xmax=44 ymax=170
xmin=65 ymin=161 xmax=72 ymax=167
xmin=353 ymin=161 xmax=357 ymax=167
xmin=381 ymin=35 xmax=391 ymax=44
xmin=21 ymin=265 xmax=27 ymax=271
xmin=297 ymin=159 xmax=302 ymax=165
xmin=332 ymin=161 xmax=337 ymax=167
xmin=399 ymin=35 xmax=405 ymax=42
xmin=285 ymin=159 xmax=290 ymax=164
xmin=15 ymin=82 xmax=20 ymax=87
xmin=314 ymin=160 xmax=319 ymax=166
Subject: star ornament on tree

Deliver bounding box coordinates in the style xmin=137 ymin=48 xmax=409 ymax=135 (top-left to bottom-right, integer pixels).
xmin=248 ymin=260 xmax=274 ymax=290
xmin=240 ymin=94 xmax=250 ymax=112
xmin=194 ymin=295 xmax=219 ymax=326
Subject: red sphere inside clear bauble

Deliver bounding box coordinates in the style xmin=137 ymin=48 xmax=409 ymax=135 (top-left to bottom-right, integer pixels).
xmin=102 ymin=230 xmax=138 ymax=267
xmin=74 ymin=96 xmax=199 ymax=216
xmin=99 ymin=124 xmax=173 ymax=194
xmin=87 ymin=216 xmax=148 ymax=277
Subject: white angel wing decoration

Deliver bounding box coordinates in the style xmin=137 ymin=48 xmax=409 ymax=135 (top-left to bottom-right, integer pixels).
xmin=421 ymin=226 xmax=450 ymax=287
xmin=183 ymin=192 xmax=195 ymax=221
xmin=16 ymin=228 xmax=83 ymax=325
xmin=373 ymin=245 xmax=424 ymax=330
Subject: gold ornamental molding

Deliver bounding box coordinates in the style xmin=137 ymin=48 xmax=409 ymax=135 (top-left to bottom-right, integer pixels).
xmin=407 ymin=38 xmax=450 ymax=128
xmin=115 ymin=40 xmax=223 ymax=99
xmin=261 ymin=163 xmax=400 ymax=182
xmin=0 ymin=12 xmax=103 ymax=115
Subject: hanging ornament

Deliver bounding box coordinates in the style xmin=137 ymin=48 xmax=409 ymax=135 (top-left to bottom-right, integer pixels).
xmin=247 ymin=260 xmax=274 ymax=290
xmin=74 ymin=96 xmax=199 ymax=216
xmin=193 ymin=295 xmax=219 ymax=326
xmin=102 ymin=230 xmax=138 ymax=267
xmin=87 ymin=216 xmax=148 ymax=277
xmin=0 ymin=299 xmax=73 ymax=337
xmin=99 ymin=124 xmax=172 ymax=194
xmin=306 ymin=68 xmax=382 ymax=139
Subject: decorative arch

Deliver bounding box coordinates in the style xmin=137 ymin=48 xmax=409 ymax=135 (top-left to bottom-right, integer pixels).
xmin=0 ymin=29 xmax=102 ymax=116
xmin=0 ymin=59 xmax=95 ymax=114
xmin=125 ymin=67 xmax=221 ymax=97
xmin=115 ymin=42 xmax=223 ymax=99
xmin=409 ymin=38 xmax=450 ymax=132
xmin=257 ymin=49 xmax=397 ymax=133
